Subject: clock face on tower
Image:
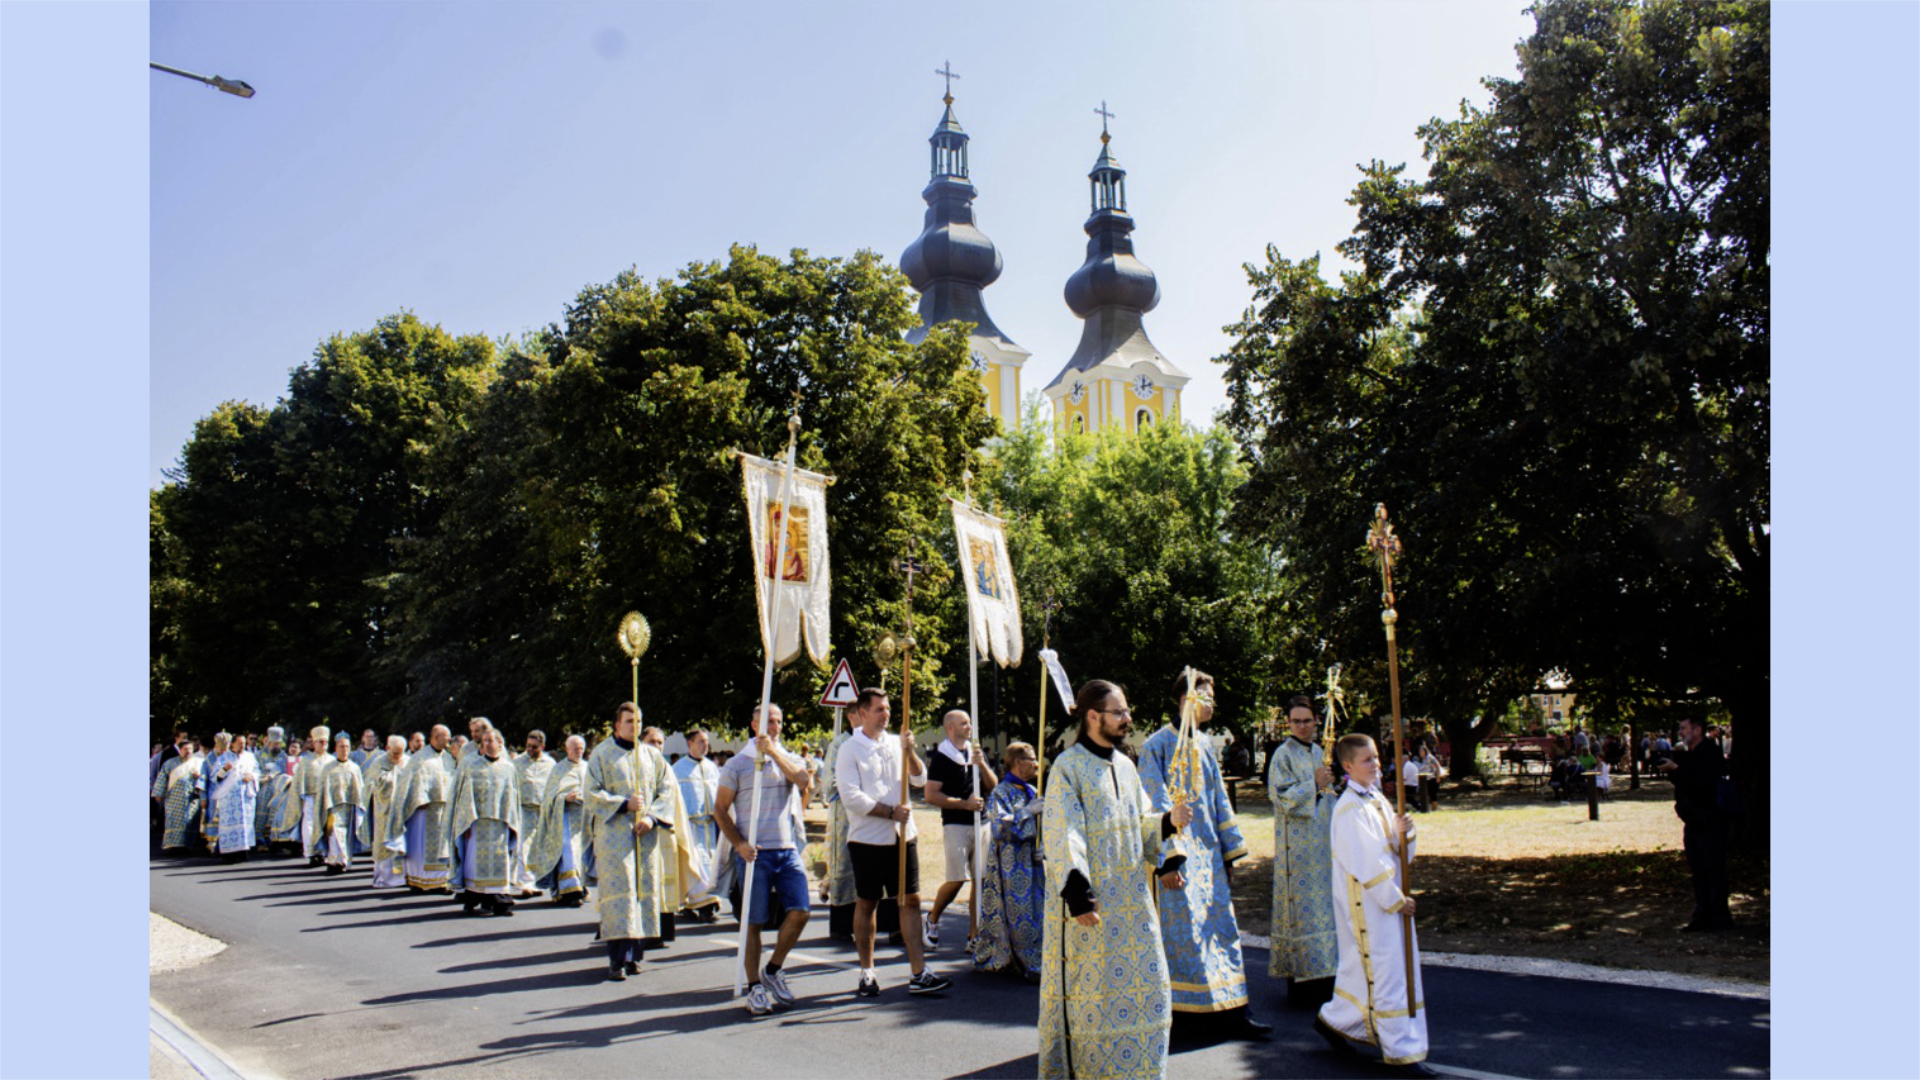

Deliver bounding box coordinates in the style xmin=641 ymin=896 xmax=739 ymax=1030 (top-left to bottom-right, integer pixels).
xmin=1132 ymin=374 xmax=1157 ymax=399
xmin=970 ymin=349 xmax=989 ymax=373
xmin=1068 ymin=380 xmax=1086 ymax=404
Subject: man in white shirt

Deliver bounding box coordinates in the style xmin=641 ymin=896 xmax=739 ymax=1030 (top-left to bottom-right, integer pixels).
xmin=833 ymin=688 xmax=950 ymax=998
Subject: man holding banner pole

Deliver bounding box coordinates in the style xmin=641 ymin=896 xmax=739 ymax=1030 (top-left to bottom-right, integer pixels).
xmin=734 ymin=413 xmax=835 ymax=999
xmin=924 ymin=709 xmax=996 ymax=949
xmin=717 ymin=703 xmax=813 ymax=1016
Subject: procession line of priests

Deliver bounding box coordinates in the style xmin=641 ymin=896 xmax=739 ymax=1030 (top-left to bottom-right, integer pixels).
xmin=388 ymin=730 xmax=455 ymax=891
xmin=672 ymin=734 xmax=730 ymax=913
xmin=1137 ymin=720 xmax=1249 ymax=1014
xmin=584 ymin=706 xmax=678 ymax=968
xmin=154 ymin=749 xmax=205 ymax=853
xmin=449 ymin=731 xmax=524 ymax=905
xmin=296 ymin=726 xmax=333 ymax=862
xmin=254 ymin=730 xmax=289 ymax=846
xmin=513 ymin=740 xmax=555 ymax=895
xmin=211 ymin=738 xmax=261 ymax=856
xmin=321 ymin=736 xmax=367 ymax=872
xmin=528 ymin=738 xmax=593 ymax=905
xmin=1039 ymin=727 xmax=1178 ymax=1078
xmin=1268 ymin=724 xmax=1339 ymax=990
xmin=361 ymin=738 xmax=410 ymax=888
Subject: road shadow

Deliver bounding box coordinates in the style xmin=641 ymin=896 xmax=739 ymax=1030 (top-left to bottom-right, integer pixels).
xmin=412 ymin=922 xmax=597 ymax=948
xmin=438 ymin=946 xmax=608 ymax=975
xmin=304 ymin=909 xmax=478 ymax=933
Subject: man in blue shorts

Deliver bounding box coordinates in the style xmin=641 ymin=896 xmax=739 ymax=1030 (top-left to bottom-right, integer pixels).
xmin=717 ymin=703 xmax=815 ymax=1015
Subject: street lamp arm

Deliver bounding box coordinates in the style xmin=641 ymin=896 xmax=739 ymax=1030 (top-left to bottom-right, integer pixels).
xmin=151 ymin=62 xmax=255 ymax=99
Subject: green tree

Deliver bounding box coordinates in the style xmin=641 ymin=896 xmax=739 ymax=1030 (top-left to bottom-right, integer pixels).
xmin=388 ymin=246 xmax=993 ymax=737
xmin=154 ymin=314 xmax=497 ymax=735
xmin=1221 ymin=0 xmax=1768 ymax=845
xmin=975 ymin=409 xmax=1282 ymax=759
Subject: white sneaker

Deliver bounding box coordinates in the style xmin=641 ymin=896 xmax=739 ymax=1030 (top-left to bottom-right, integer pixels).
xmin=762 ymin=965 xmax=796 ymax=1006
xmin=923 ymin=917 xmax=940 ymax=950
xmin=745 ymin=983 xmax=774 ymax=1016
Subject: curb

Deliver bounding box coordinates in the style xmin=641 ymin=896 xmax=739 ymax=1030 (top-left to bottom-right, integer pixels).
xmin=150 ymin=1000 xmax=269 ymax=1080
xmin=1237 ymin=932 xmax=1768 ymax=1000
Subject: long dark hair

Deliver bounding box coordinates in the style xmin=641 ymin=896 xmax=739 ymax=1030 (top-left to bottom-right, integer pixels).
xmin=1073 ymin=680 xmax=1123 ymax=734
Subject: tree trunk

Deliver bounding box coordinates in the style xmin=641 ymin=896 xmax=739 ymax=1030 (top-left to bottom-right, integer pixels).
xmin=1439 ymin=713 xmax=1493 ymax=780
xmin=1719 ymin=685 xmax=1767 ymax=858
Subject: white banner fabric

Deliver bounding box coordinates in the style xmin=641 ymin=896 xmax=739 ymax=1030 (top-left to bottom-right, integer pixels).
xmin=739 ymin=452 xmax=833 ymax=668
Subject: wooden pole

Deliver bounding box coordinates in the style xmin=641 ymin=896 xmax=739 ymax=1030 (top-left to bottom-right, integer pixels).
xmin=1368 ymin=504 xmax=1418 ymax=1020
xmin=892 ymin=556 xmax=925 ymax=905
xmin=899 ymin=631 xmax=913 ymax=901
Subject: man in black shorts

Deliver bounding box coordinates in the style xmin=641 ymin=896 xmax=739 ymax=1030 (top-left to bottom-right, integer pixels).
xmin=833 ymin=688 xmax=951 ymax=997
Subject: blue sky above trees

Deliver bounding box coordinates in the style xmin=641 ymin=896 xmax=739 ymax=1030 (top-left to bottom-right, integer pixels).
xmin=151 ymin=0 xmax=1534 ymax=485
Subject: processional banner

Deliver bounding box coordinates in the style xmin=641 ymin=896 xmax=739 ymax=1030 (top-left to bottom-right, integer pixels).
xmin=950 ymin=499 xmax=1023 ymax=667
xmin=739 ymin=451 xmax=833 ymax=667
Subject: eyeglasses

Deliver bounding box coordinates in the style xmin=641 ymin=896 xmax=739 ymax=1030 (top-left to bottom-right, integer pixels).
xmin=1096 ymin=708 xmax=1134 ymax=718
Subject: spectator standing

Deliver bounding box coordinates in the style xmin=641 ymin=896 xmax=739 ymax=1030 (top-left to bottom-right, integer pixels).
xmin=1654 ymin=718 xmax=1733 ymax=931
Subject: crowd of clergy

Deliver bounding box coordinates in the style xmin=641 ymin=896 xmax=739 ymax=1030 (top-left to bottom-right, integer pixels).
xmin=149 ymin=671 xmax=1435 ymax=1079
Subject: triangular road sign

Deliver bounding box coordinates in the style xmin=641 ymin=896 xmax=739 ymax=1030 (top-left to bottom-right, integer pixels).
xmin=818 ymin=659 xmax=861 ymax=708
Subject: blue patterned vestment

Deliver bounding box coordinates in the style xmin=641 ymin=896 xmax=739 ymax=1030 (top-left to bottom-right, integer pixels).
xmin=213 ymin=751 xmax=260 ymax=853
xmin=253 ymin=749 xmax=287 ymax=844
xmin=1267 ymin=737 xmax=1339 ymax=979
xmin=200 ymin=751 xmax=235 ymax=848
xmin=1039 ymin=740 xmax=1172 ymax=1080
xmin=157 ymin=754 xmax=204 ymax=851
xmin=1137 ymin=725 xmax=1251 ymax=1013
xmin=973 ymin=773 xmax=1044 ymax=976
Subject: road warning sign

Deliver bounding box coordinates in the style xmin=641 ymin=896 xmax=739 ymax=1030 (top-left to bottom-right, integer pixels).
xmin=817 ymin=659 xmax=861 ymax=708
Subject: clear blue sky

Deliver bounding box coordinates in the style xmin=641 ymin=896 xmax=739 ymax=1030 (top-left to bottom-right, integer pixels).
xmin=151 ymin=1 xmax=1535 ymax=485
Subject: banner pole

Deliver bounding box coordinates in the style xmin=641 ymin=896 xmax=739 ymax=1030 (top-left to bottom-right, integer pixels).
xmin=735 ymin=413 xmax=800 ymax=998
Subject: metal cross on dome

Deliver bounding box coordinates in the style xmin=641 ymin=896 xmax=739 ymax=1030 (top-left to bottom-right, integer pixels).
xmin=936 ymin=61 xmax=961 ymax=101
xmin=1094 ymin=100 xmax=1115 ymax=137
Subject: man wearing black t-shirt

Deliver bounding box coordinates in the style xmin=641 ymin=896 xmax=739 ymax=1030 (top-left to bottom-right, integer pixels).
xmin=1655 ymin=717 xmax=1733 ymax=931
xmin=923 ymin=709 xmax=997 ymax=949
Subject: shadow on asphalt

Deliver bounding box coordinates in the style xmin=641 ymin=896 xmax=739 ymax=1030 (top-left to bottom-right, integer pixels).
xmin=412 ymin=922 xmax=593 ymax=948
xmin=306 ymin=909 xmax=477 ymax=933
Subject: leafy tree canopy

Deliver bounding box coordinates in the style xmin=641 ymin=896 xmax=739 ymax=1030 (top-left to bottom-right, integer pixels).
xmin=1219 ymin=0 xmax=1768 ymax=839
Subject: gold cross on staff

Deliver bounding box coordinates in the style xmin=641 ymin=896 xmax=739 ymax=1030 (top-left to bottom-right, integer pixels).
xmin=1367 ymin=503 xmax=1403 ymax=609
xmin=935 ymin=60 xmax=961 ymax=102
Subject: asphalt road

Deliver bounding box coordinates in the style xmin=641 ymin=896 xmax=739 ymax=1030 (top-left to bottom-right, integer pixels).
xmin=149 ymin=853 xmax=1768 ymax=1079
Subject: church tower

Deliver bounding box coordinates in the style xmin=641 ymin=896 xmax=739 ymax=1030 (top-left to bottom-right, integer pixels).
xmin=901 ymin=66 xmax=1030 ymax=432
xmin=1043 ymin=106 xmax=1188 ymax=435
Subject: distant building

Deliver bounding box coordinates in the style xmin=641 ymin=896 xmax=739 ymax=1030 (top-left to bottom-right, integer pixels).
xmin=900 ymin=85 xmax=1030 ymax=433
xmin=1042 ymin=114 xmax=1189 ymax=434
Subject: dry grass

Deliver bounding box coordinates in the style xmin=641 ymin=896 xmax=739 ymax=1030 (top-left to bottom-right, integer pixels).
xmin=1224 ymin=776 xmax=1769 ymax=984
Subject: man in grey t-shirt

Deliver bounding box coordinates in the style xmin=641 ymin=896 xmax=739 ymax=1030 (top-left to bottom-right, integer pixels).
xmin=717 ymin=704 xmax=814 ymax=1015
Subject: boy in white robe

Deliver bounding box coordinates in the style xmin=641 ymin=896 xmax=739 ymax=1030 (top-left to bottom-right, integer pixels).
xmin=1314 ymin=734 xmax=1433 ymax=1078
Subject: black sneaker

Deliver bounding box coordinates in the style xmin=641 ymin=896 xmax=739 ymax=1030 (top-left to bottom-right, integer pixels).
xmin=856 ymin=975 xmax=880 ymax=997
xmin=907 ymin=971 xmax=952 ymax=995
